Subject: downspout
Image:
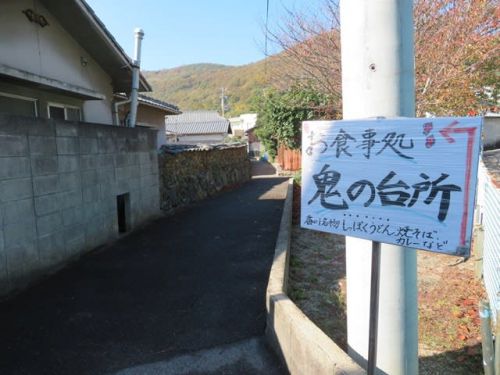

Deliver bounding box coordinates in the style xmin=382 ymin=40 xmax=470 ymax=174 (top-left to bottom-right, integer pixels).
xmin=129 ymin=27 xmax=144 ymax=128
xmin=113 ymin=98 xmax=131 ymax=126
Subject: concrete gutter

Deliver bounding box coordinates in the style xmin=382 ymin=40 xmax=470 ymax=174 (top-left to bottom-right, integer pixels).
xmin=265 ymin=179 xmax=366 ymax=375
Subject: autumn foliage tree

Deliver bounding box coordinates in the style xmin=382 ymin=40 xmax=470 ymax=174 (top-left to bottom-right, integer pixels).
xmin=266 ymin=0 xmax=341 ymax=102
xmin=414 ymin=0 xmax=499 ymax=115
xmin=266 ymin=0 xmax=499 ymax=116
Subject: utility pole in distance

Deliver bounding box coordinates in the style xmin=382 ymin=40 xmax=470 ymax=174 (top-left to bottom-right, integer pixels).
xmin=340 ymin=1 xmax=418 ymax=374
xmin=220 ymin=87 xmax=225 ymax=117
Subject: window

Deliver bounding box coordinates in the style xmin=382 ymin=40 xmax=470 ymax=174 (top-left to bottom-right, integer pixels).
xmin=48 ymin=105 xmax=65 ymax=120
xmin=48 ymin=103 xmax=81 ymax=121
xmin=65 ymin=107 xmax=81 ymax=121
xmin=0 ymin=92 xmax=38 ymax=117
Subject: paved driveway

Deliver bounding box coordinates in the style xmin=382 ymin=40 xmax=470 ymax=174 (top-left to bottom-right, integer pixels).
xmin=0 ymin=171 xmax=288 ymax=375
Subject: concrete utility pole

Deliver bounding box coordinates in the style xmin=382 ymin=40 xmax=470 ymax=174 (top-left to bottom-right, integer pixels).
xmin=340 ymin=1 xmax=418 ymax=374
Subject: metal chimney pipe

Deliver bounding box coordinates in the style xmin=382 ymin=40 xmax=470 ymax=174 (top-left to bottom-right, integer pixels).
xmin=129 ymin=27 xmax=144 ymax=128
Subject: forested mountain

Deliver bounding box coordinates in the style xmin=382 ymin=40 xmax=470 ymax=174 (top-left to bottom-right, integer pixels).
xmin=145 ymin=0 xmax=499 ymax=119
xmin=144 ymin=60 xmax=272 ymax=116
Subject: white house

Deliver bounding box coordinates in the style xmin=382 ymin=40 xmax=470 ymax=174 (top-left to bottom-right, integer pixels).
xmin=229 ymin=113 xmax=257 ymax=138
xmin=0 ymin=0 xmax=181 ymax=295
xmin=0 ymin=0 xmax=179 ymax=128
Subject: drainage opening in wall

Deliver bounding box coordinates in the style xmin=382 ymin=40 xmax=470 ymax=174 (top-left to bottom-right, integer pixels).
xmin=117 ymin=193 xmax=130 ymax=233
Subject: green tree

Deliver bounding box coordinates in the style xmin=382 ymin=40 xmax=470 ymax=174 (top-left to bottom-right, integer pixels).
xmin=252 ymin=86 xmax=336 ymax=159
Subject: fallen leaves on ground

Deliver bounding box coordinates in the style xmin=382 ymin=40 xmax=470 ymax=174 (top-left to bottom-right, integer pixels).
xmin=289 ymin=183 xmax=486 ymax=375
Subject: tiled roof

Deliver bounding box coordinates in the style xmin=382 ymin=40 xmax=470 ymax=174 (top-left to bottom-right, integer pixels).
xmin=166 ymin=111 xmax=225 ymax=123
xmin=138 ymin=95 xmax=181 ymax=114
xmin=113 ymin=94 xmax=181 ymax=114
xmin=165 ymin=111 xmax=230 ymax=135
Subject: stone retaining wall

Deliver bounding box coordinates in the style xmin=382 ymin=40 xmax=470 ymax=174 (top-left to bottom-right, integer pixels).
xmin=0 ymin=114 xmax=160 ymax=296
xmin=158 ymin=144 xmax=251 ymax=213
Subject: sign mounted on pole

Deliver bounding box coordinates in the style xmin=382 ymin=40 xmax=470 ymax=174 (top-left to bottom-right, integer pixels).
xmin=301 ymin=117 xmax=482 ymax=256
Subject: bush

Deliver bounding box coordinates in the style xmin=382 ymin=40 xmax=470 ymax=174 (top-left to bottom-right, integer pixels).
xmin=252 ymin=86 xmax=337 ymax=159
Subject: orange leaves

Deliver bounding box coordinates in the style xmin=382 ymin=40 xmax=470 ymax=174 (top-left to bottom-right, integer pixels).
xmin=414 ymin=0 xmax=499 ymax=115
xmin=270 ymin=0 xmax=498 ymax=116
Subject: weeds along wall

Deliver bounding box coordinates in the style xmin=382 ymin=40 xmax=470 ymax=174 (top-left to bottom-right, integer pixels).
xmin=0 ymin=114 xmax=160 ymax=296
xmin=158 ymin=144 xmax=251 ymax=213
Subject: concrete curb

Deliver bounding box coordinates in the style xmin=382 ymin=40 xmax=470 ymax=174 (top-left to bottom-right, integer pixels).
xmin=265 ymin=179 xmax=366 ymax=375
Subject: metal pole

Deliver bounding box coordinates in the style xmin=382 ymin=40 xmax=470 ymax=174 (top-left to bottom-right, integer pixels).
xmin=129 ymin=27 xmax=144 ymax=128
xmin=480 ymin=300 xmax=495 ymax=375
xmin=368 ymin=241 xmax=381 ymax=375
xmin=340 ymin=1 xmax=418 ymax=374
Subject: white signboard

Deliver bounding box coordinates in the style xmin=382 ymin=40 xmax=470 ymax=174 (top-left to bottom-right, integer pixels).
xmin=301 ymin=117 xmax=482 ymax=256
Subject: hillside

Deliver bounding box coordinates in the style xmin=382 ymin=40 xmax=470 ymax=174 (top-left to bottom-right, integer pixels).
xmin=144 ymin=60 xmax=271 ymax=116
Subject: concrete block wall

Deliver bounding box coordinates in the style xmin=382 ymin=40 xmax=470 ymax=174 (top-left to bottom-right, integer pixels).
xmin=0 ymin=114 xmax=160 ymax=296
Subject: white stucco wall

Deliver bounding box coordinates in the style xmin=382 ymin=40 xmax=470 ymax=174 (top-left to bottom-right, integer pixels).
xmin=157 ymin=128 xmax=167 ymax=148
xmin=230 ymin=113 xmax=257 ymax=133
xmin=121 ymin=104 xmax=169 ymax=149
xmin=0 ymin=0 xmax=114 ymax=124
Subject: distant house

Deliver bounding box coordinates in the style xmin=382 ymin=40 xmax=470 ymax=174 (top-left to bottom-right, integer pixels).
xmin=165 ymin=111 xmax=231 ymax=145
xmin=245 ymin=127 xmax=261 ymax=158
xmin=229 ymin=113 xmax=257 ymax=138
xmin=115 ymin=94 xmax=180 ymax=147
xmin=0 ymin=0 xmax=177 ymax=128
xmin=229 ymin=113 xmax=260 ymax=156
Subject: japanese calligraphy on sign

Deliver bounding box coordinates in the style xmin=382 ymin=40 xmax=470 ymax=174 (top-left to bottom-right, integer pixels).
xmin=301 ymin=117 xmax=482 ymax=256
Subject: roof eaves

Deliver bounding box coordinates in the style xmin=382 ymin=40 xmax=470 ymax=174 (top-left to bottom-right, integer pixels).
xmin=39 ymin=0 xmax=152 ymax=92
xmin=78 ymin=0 xmax=152 ymax=92
xmin=138 ymin=94 xmax=181 ymax=114
xmin=114 ymin=93 xmax=181 ymax=114
xmin=77 ymin=1 xmax=129 ymax=64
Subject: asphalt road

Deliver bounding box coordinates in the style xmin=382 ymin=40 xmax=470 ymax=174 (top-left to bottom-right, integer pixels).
xmin=0 ymin=168 xmax=288 ymax=375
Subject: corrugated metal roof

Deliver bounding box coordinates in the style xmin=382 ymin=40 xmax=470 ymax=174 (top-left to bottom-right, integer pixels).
xmin=165 ymin=111 xmax=230 ymax=135
xmin=159 ymin=143 xmax=246 ymax=154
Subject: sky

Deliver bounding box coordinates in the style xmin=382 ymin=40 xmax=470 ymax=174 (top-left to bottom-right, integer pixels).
xmin=86 ymin=0 xmax=323 ymax=71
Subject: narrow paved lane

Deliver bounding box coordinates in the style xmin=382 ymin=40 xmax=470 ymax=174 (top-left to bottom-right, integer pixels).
xmin=0 ymin=170 xmax=288 ymax=374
